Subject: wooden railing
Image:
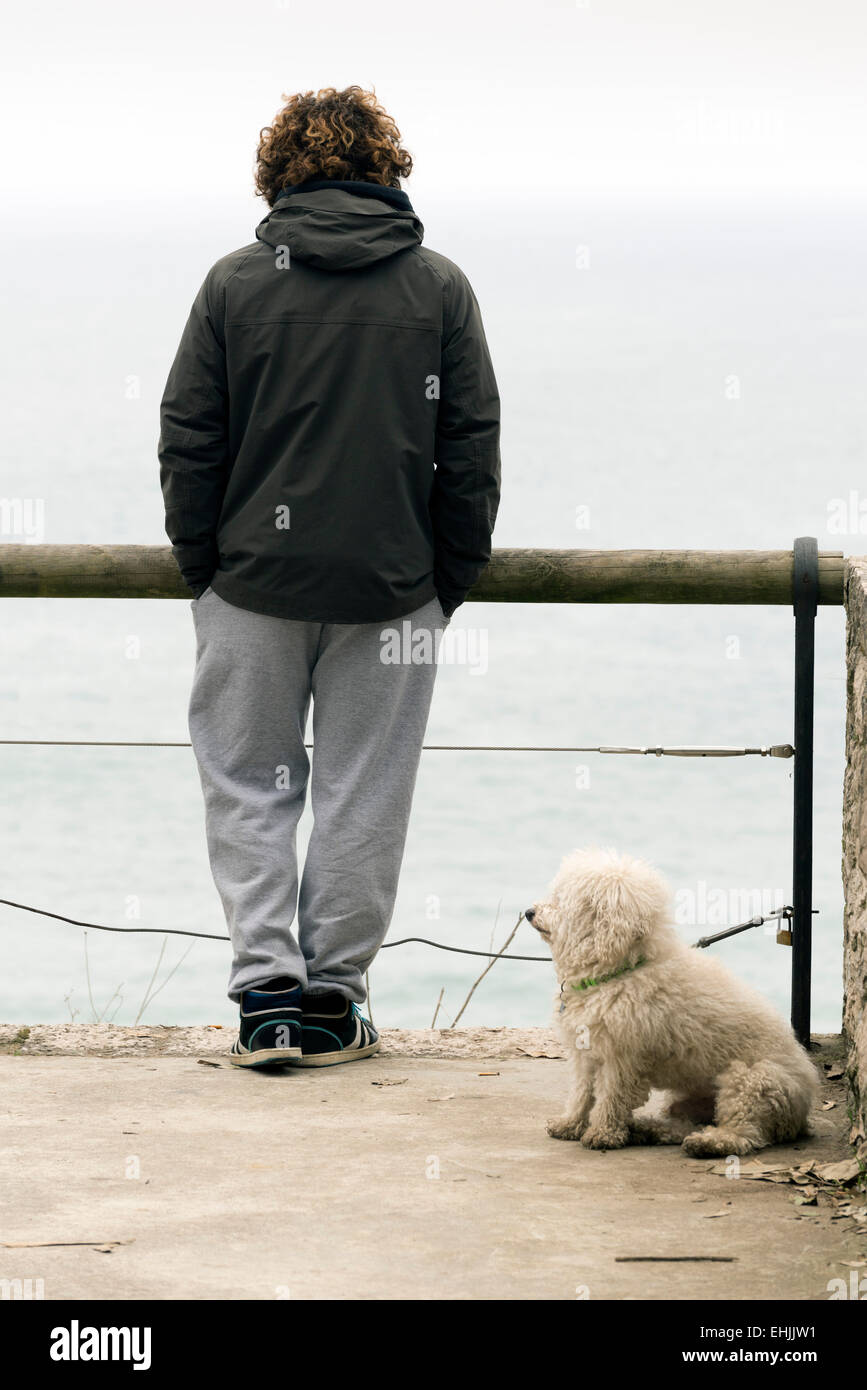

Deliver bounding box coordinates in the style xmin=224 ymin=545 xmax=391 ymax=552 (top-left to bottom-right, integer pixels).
xmin=0 ymin=544 xmax=846 ymax=604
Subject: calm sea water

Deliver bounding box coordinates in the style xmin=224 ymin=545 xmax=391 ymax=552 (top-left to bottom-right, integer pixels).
xmin=0 ymin=192 xmax=862 ymax=1031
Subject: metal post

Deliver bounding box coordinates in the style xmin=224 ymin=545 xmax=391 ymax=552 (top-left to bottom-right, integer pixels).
xmin=791 ymin=537 xmax=817 ymax=1046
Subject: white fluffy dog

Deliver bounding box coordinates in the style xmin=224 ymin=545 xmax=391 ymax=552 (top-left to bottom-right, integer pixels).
xmin=527 ymin=847 xmax=818 ymax=1155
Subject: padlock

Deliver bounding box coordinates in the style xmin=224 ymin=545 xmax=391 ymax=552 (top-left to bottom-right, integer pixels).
xmin=776 ymin=925 xmax=792 ymax=946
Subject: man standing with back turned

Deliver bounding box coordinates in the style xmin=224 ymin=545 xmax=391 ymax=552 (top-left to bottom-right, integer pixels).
xmin=159 ymin=86 xmax=501 ymax=1069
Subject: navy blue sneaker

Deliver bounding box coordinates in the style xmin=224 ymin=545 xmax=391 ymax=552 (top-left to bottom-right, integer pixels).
xmin=229 ymin=981 xmax=303 ymax=1067
xmin=291 ymin=990 xmax=380 ymax=1067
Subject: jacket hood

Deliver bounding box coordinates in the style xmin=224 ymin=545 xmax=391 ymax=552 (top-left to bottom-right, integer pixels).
xmin=255 ymin=180 xmax=424 ymax=271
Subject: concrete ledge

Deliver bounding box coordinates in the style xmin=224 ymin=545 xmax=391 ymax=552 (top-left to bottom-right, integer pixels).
xmin=0 ymin=1024 xmax=844 ymax=1063
xmin=0 ymin=1023 xmax=565 ymax=1060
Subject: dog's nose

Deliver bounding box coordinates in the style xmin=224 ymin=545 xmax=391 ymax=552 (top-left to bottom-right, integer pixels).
xmin=524 ymin=907 xmax=536 ymax=923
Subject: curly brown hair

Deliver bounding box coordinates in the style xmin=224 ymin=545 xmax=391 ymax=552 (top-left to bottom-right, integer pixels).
xmin=255 ymin=86 xmax=413 ymax=206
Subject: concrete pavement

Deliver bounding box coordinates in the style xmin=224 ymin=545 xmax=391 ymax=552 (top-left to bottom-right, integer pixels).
xmin=0 ymin=1028 xmax=862 ymax=1300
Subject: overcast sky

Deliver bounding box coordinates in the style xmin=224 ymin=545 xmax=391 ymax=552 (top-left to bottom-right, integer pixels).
xmin=2 ymin=0 xmax=866 ymax=209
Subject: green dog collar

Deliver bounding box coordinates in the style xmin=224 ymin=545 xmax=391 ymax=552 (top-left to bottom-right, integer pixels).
xmin=568 ymin=955 xmax=647 ymax=994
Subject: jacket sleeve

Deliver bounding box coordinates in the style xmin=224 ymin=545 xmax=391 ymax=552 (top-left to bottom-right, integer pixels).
xmin=158 ymin=268 xmax=230 ymax=597
xmin=431 ymin=267 xmax=501 ymax=616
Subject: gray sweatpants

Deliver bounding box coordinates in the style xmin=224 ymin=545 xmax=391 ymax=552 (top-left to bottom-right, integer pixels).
xmin=188 ymin=587 xmax=446 ymax=1003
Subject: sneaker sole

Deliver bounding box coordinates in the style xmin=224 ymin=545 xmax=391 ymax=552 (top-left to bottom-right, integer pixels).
xmin=229 ymin=1045 xmax=302 ymax=1068
xmin=287 ymin=1039 xmax=381 ymax=1068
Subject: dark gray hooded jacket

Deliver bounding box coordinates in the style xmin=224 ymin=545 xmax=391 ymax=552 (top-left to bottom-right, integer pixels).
xmin=159 ymin=180 xmax=501 ymax=621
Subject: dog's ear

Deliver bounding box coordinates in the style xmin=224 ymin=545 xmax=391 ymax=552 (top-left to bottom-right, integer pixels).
xmin=594 ymin=906 xmax=650 ymax=961
xmin=591 ymin=867 xmax=667 ymax=963
xmin=593 ymin=906 xmax=651 ymax=963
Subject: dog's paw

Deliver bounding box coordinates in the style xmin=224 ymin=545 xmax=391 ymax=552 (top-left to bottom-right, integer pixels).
xmin=682 ymin=1127 xmax=756 ymax=1158
xmin=546 ymin=1115 xmax=586 ymax=1141
xmin=580 ymin=1124 xmax=628 ymax=1150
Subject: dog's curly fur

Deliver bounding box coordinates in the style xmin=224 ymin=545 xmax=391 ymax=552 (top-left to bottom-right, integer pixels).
xmin=529 ymin=847 xmax=818 ymax=1155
